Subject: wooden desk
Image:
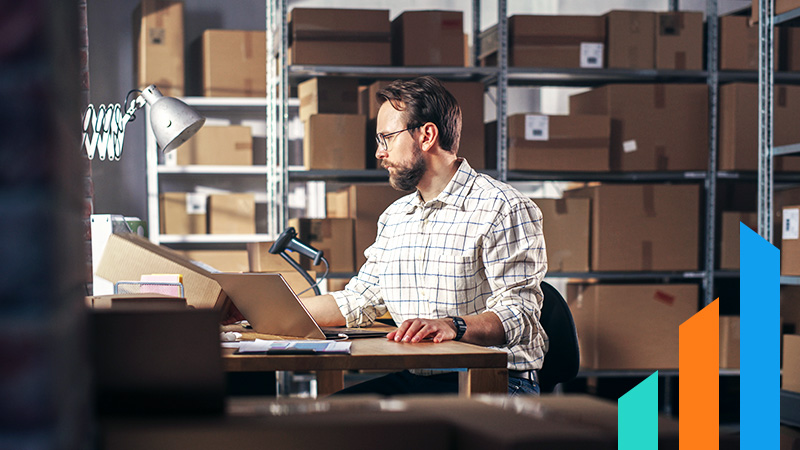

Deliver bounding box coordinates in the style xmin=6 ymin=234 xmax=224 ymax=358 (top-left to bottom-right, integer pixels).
xmin=223 ymin=338 xmax=509 ymax=397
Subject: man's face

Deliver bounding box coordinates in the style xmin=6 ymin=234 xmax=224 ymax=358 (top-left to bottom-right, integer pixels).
xmin=375 ymin=102 xmax=426 ymax=191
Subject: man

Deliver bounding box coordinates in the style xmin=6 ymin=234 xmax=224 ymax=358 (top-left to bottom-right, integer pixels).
xmin=301 ymin=76 xmax=548 ymax=396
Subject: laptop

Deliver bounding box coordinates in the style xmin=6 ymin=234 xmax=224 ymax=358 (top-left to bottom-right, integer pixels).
xmin=214 ymin=272 xmax=391 ymax=340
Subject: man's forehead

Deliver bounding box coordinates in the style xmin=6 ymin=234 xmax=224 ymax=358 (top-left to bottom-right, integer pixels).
xmin=377 ymin=102 xmax=405 ymax=131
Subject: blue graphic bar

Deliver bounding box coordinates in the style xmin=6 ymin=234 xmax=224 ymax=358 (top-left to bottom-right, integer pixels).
xmin=740 ymin=223 xmax=779 ymax=449
xmin=618 ymin=371 xmax=658 ymax=450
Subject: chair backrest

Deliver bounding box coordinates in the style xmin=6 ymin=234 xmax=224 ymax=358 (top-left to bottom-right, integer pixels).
xmin=537 ymin=281 xmax=580 ymax=393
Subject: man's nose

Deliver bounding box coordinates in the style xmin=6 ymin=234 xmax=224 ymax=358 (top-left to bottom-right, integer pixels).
xmin=375 ymin=146 xmax=388 ymax=159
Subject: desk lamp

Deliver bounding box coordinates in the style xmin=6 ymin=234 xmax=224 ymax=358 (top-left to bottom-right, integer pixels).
xmin=82 ymin=84 xmax=205 ymax=161
xmin=269 ymin=227 xmax=329 ymax=296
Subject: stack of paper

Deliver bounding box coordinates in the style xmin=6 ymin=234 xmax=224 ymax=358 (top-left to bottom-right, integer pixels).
xmin=236 ymin=339 xmax=351 ymax=354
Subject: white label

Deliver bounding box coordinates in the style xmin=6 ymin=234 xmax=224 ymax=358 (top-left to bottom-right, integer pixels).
xmin=623 ymin=140 xmax=638 ymax=153
xmin=164 ymin=151 xmax=177 ymax=166
xmin=524 ymin=115 xmax=549 ymax=141
xmin=185 ymin=193 xmax=207 ymax=215
xmin=784 ymin=208 xmax=800 ymax=240
xmin=580 ymin=42 xmax=604 ymax=68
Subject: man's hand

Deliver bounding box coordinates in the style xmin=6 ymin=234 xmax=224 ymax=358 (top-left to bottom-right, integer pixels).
xmin=387 ymin=318 xmax=456 ymax=343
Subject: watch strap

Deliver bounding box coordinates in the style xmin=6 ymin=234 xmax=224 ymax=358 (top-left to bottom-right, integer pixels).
xmin=451 ymin=316 xmax=467 ymax=341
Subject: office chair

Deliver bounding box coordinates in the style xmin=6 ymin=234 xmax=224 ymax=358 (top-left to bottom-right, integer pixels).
xmin=537 ymin=281 xmax=580 ymax=393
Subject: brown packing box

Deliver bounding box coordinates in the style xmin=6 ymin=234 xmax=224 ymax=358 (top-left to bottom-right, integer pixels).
xmin=480 ymin=15 xmax=606 ymax=68
xmin=297 ymin=77 xmax=359 ymax=123
xmin=392 ymin=10 xmax=464 ymax=67
xmin=159 ymin=192 xmax=206 ymax=235
xmin=565 ymin=184 xmax=700 ymax=271
xmin=288 ymin=218 xmax=355 ymax=273
xmin=247 ymin=242 xmax=301 ymax=272
xmin=568 ymin=283 xmax=699 ymax=370
xmin=174 ymin=126 xmax=252 ymax=166
xmin=531 ymin=198 xmax=590 ymax=272
xmin=207 ymin=193 xmax=256 ymax=235
xmin=364 ymin=80 xmax=486 ymax=169
xmin=719 ymin=316 xmax=740 ymax=369
xmin=569 ymin=84 xmax=708 ymax=171
xmin=655 ymin=11 xmax=704 ymax=70
xmin=784 ymin=334 xmax=800 ymax=392
xmin=178 ymin=250 xmax=250 ymax=272
xmin=719 ymin=83 xmax=800 ymax=171
xmin=719 ymin=211 xmax=758 ymax=270
xmin=288 ymin=8 xmax=391 ymax=66
xmin=507 ymin=114 xmax=610 ymax=172
xmin=326 ymin=184 xmax=406 ymax=268
xmin=782 ymin=205 xmax=800 ymax=276
xmin=605 ymin=10 xmax=656 ymax=69
xmin=134 ymin=0 xmax=184 ymax=97
xmin=327 ymin=278 xmax=349 ymax=292
xmin=752 ymin=0 xmax=800 ymax=21
xmin=202 ymin=30 xmax=266 ymax=97
xmin=720 ymin=15 xmax=761 ymax=71
xmin=304 ymin=114 xmax=366 ymax=170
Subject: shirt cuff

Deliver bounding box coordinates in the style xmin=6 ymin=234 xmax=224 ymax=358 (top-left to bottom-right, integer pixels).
xmin=329 ymin=289 xmax=364 ymax=328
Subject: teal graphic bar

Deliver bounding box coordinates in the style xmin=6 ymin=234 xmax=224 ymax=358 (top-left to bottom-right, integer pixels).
xmin=618 ymin=371 xmax=658 ymax=450
xmin=740 ymin=223 xmax=779 ymax=448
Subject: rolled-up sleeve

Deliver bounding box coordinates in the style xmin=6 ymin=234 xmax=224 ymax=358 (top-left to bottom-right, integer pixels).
xmin=482 ymin=201 xmax=547 ymax=349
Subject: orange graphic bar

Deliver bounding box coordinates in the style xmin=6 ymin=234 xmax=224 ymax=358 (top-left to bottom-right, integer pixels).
xmin=679 ymin=298 xmax=719 ymax=450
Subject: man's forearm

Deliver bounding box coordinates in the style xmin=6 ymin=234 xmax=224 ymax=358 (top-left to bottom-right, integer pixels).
xmin=459 ymin=311 xmax=505 ymax=346
xmin=300 ymin=294 xmax=347 ymax=326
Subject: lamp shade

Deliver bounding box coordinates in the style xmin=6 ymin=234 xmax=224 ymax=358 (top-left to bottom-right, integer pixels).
xmin=140 ymin=85 xmax=205 ymax=153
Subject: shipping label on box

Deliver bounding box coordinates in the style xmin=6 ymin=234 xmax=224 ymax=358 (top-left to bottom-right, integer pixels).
xmin=135 ymin=0 xmax=185 ymax=97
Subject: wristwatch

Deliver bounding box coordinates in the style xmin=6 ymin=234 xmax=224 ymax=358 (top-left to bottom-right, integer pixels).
xmin=451 ymin=316 xmax=467 ymax=341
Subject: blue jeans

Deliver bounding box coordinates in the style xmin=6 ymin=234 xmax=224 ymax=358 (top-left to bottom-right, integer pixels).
xmin=508 ymin=375 xmax=540 ymax=396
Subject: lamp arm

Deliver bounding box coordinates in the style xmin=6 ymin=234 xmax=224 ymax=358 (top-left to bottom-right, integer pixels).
xmin=81 ymin=95 xmax=146 ymax=162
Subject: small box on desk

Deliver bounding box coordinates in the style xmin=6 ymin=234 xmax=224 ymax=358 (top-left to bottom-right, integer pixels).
xmin=391 ymin=10 xmax=464 ymax=67
xmin=288 ymin=218 xmax=355 ymax=273
xmin=159 ymin=192 xmax=206 ymax=235
xmin=288 ymin=8 xmax=391 ymax=66
xmin=201 ymin=30 xmax=266 ymax=97
xmin=167 ymin=126 xmax=252 ymax=166
xmin=303 ymin=114 xmax=366 ymax=170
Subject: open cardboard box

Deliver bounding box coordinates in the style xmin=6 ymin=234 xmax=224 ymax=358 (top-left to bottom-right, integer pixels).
xmin=96 ymin=233 xmax=314 ymax=328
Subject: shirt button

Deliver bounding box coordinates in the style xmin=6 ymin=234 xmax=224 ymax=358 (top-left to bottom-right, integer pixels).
xmin=420 ymin=289 xmax=428 ymax=299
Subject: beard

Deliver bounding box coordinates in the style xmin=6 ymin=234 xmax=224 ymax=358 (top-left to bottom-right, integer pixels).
xmin=383 ymin=141 xmax=426 ymax=192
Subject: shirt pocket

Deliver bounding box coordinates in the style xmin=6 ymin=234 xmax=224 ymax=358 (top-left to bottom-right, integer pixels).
xmin=429 ymin=253 xmax=480 ymax=297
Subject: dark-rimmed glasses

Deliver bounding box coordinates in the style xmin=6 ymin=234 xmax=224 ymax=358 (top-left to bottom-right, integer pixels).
xmin=375 ymin=126 xmax=419 ymax=151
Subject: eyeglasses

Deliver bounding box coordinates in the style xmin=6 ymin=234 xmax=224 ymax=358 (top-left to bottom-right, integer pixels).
xmin=375 ymin=126 xmax=419 ymax=151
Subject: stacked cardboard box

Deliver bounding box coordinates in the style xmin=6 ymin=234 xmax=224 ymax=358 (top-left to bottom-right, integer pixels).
xmin=246 ymin=242 xmax=301 ymax=273
xmin=569 ymin=84 xmax=708 ymax=171
xmin=159 ymin=192 xmax=206 ymax=235
xmin=166 ymin=126 xmax=253 ymax=166
xmin=719 ymin=211 xmax=758 ymax=270
xmin=719 ymin=316 xmax=740 ymax=369
xmin=134 ymin=0 xmax=184 ymax=97
xmin=178 ymin=250 xmax=250 ymax=272
xmin=479 ymin=15 xmax=606 ymax=68
xmin=505 ymin=114 xmax=610 ymax=172
xmin=604 ymin=10 xmax=656 ymax=69
xmin=531 ymin=198 xmax=590 ymax=272
xmin=783 ymin=205 xmax=800 ymax=275
xmin=752 ymin=0 xmax=800 ymax=20
xmin=392 ymin=11 xmax=465 ymax=66
xmin=207 ymin=193 xmax=256 ymax=235
xmin=720 ymin=15 xmax=761 ymax=71
xmin=655 ymin=11 xmax=704 ymax=70
xmin=288 ymin=8 xmax=391 ymax=66
xmin=784 ymin=334 xmax=800 ymax=392
xmin=201 ymin=30 xmax=266 ymax=97
xmin=565 ymin=184 xmax=700 ymax=271
xmin=326 ymin=184 xmax=406 ymax=269
xmin=568 ymin=283 xmax=699 ymax=369
xmin=288 ymin=218 xmax=355 ymax=273
xmin=719 ymin=83 xmax=800 ymax=171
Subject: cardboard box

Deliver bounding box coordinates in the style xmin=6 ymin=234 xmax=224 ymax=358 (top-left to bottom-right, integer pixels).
xmin=207 ymin=193 xmax=256 ymax=235
xmin=326 ymin=183 xmax=406 ymax=268
xmin=327 ymin=278 xmax=349 ymax=292
xmin=719 ymin=316 xmax=740 ymax=369
xmin=720 ymin=211 xmax=758 ymax=270
xmin=159 ymin=192 xmax=206 ymax=235
xmin=531 ymin=198 xmax=590 ymax=272
xmin=783 ymin=205 xmax=800 ymax=276
xmin=480 ymin=15 xmax=606 ymax=68
xmin=304 ymin=114 xmax=366 ymax=170
xmin=605 ymin=10 xmax=656 ymax=69
xmin=752 ymin=0 xmax=800 ymax=21
xmin=506 ymin=114 xmax=610 ymax=172
xmin=134 ymin=0 xmax=184 ymax=97
xmin=364 ymin=80 xmax=485 ymax=169
xmin=246 ymin=242 xmax=301 ymax=272
xmin=202 ymin=30 xmax=266 ymax=97
xmin=569 ymin=84 xmax=709 ymax=171
xmin=178 ymin=250 xmax=250 ymax=272
xmin=719 ymin=83 xmax=800 ymax=171
xmin=568 ymin=283 xmax=698 ymax=370
xmin=781 ymin=27 xmax=800 ymax=71
xmin=169 ymin=126 xmax=252 ymax=166
xmin=565 ymin=184 xmax=700 ymax=271
xmin=288 ymin=218 xmax=355 ymax=272
xmin=288 ymin=8 xmax=391 ymax=66
xmin=720 ymin=15 xmax=760 ymax=71
xmin=784 ymin=334 xmax=800 ymax=393
xmin=298 ymin=77 xmax=359 ymax=123
xmin=391 ymin=10 xmax=464 ymax=67
xmin=655 ymin=11 xmax=704 ymax=70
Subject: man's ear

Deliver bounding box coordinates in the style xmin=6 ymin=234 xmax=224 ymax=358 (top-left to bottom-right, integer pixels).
xmin=418 ymin=122 xmax=439 ymax=152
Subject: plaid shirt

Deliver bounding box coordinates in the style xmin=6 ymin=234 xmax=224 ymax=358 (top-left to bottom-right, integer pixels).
xmin=331 ymin=159 xmax=548 ymax=371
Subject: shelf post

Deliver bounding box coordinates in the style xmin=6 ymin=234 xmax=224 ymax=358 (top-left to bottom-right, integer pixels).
xmin=704 ymin=0 xmax=719 ymax=306
xmin=758 ymin=0 xmax=775 ymax=242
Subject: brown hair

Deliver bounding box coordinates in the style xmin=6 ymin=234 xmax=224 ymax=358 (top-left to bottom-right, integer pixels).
xmin=375 ymin=76 xmax=462 ymax=153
